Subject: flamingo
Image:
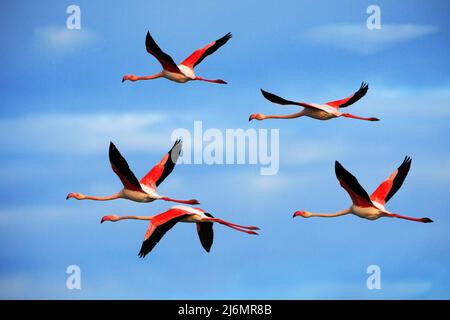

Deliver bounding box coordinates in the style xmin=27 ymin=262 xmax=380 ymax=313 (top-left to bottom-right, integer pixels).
xmin=293 ymin=157 xmax=433 ymax=223
xmin=122 ymin=31 xmax=231 ymax=84
xmin=249 ymin=82 xmax=379 ymax=122
xmin=66 ymin=139 xmax=199 ymax=205
xmin=100 ymin=205 xmax=259 ymax=258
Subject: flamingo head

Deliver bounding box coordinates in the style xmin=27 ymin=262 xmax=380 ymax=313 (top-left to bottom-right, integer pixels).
xmin=66 ymin=192 xmax=84 ymax=200
xmin=100 ymin=215 xmax=120 ymax=223
xmin=122 ymin=74 xmax=137 ymax=82
xmin=293 ymin=210 xmax=311 ymax=218
xmin=248 ymin=113 xmax=265 ymax=121
xmin=368 ymin=117 xmax=380 ymax=121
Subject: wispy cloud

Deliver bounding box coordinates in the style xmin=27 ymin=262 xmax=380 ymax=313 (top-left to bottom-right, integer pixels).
xmin=0 ymin=113 xmax=170 ymax=155
xmin=34 ymin=26 xmax=96 ymax=56
xmin=303 ymin=24 xmax=438 ymax=54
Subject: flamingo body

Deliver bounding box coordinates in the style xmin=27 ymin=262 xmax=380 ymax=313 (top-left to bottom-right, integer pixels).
xmin=293 ymin=157 xmax=433 ymax=223
xmin=250 ymin=83 xmax=379 ymax=122
xmin=66 ymin=140 xmax=199 ymax=205
xmin=123 ymin=31 xmax=231 ymax=85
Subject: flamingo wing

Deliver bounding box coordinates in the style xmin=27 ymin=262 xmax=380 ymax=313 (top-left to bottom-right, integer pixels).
xmin=260 ymin=89 xmax=316 ymax=109
xmin=140 ymin=139 xmax=182 ymax=190
xmin=325 ymin=82 xmax=369 ymax=108
xmin=145 ymin=31 xmax=182 ymax=74
xmin=196 ymin=213 xmax=214 ymax=252
xmin=138 ymin=208 xmax=190 ymax=258
xmin=109 ymin=142 xmax=143 ymax=192
xmin=370 ymin=156 xmax=412 ymax=206
xmin=181 ymin=32 xmax=232 ymax=69
xmin=335 ymin=161 xmax=373 ymax=208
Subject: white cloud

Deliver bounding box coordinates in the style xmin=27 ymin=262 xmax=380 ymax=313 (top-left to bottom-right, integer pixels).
xmin=34 ymin=26 xmax=96 ymax=55
xmin=0 ymin=113 xmax=170 ymax=155
xmin=303 ymin=24 xmax=438 ymax=54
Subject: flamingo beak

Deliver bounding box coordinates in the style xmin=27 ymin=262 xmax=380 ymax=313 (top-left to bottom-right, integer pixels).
xmin=248 ymin=115 xmax=253 ymax=122
xmin=292 ymin=211 xmax=302 ymax=218
xmin=100 ymin=216 xmax=110 ymax=224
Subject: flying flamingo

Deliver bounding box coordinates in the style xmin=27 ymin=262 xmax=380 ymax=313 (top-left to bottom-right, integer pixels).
xmin=249 ymin=82 xmax=379 ymax=122
xmin=66 ymin=140 xmax=199 ymax=205
xmin=101 ymin=205 xmax=259 ymax=258
xmin=293 ymin=157 xmax=433 ymax=223
xmin=122 ymin=31 xmax=231 ymax=84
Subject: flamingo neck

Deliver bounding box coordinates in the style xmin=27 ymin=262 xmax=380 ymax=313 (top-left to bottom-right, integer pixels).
xmin=307 ymin=208 xmax=352 ymax=218
xmin=263 ymin=111 xmax=305 ymax=120
xmin=118 ymin=215 xmax=153 ymax=221
xmin=83 ymin=193 xmax=121 ymax=201
xmin=135 ymin=72 xmax=163 ymax=81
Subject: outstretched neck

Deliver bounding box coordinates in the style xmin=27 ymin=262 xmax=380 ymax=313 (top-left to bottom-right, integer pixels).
xmin=118 ymin=215 xmax=153 ymax=221
xmin=264 ymin=111 xmax=305 ymax=120
xmin=308 ymin=208 xmax=352 ymax=218
xmin=136 ymin=72 xmax=163 ymax=81
xmin=83 ymin=193 xmax=121 ymax=201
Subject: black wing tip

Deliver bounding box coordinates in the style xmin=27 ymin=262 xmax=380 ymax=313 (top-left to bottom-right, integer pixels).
xmin=109 ymin=141 xmax=117 ymax=154
xmin=403 ymin=155 xmax=412 ymax=164
xmin=359 ymin=82 xmax=369 ymax=95
xmin=138 ymin=245 xmax=147 ymax=258
xmin=334 ymin=160 xmax=347 ymax=176
xmin=224 ymin=32 xmax=232 ymax=39
xmin=171 ymin=138 xmax=183 ymax=154
xmin=145 ymin=31 xmax=154 ymax=46
xmin=260 ymin=88 xmax=276 ymax=101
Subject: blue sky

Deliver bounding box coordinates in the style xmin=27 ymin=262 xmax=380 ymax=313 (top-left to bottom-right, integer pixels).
xmin=0 ymin=0 xmax=449 ymax=299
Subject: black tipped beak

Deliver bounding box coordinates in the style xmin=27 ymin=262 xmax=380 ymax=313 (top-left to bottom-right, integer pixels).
xmin=292 ymin=213 xmax=297 ymax=218
xmin=422 ymin=218 xmax=433 ymax=223
xmin=100 ymin=218 xmax=105 ymax=224
xmin=121 ymin=78 xmax=125 ymax=83
xmin=248 ymin=116 xmax=252 ymax=122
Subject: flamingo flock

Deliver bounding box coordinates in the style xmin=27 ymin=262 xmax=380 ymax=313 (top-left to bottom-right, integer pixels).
xmin=67 ymin=30 xmax=432 ymax=259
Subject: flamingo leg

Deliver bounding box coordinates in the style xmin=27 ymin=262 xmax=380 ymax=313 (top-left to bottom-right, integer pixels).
xmin=160 ymin=197 xmax=200 ymax=205
xmin=203 ymin=218 xmax=259 ymax=234
xmin=195 ymin=76 xmax=227 ymax=84
xmin=341 ymin=113 xmax=379 ymax=121
xmin=383 ymin=213 xmax=433 ymax=223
